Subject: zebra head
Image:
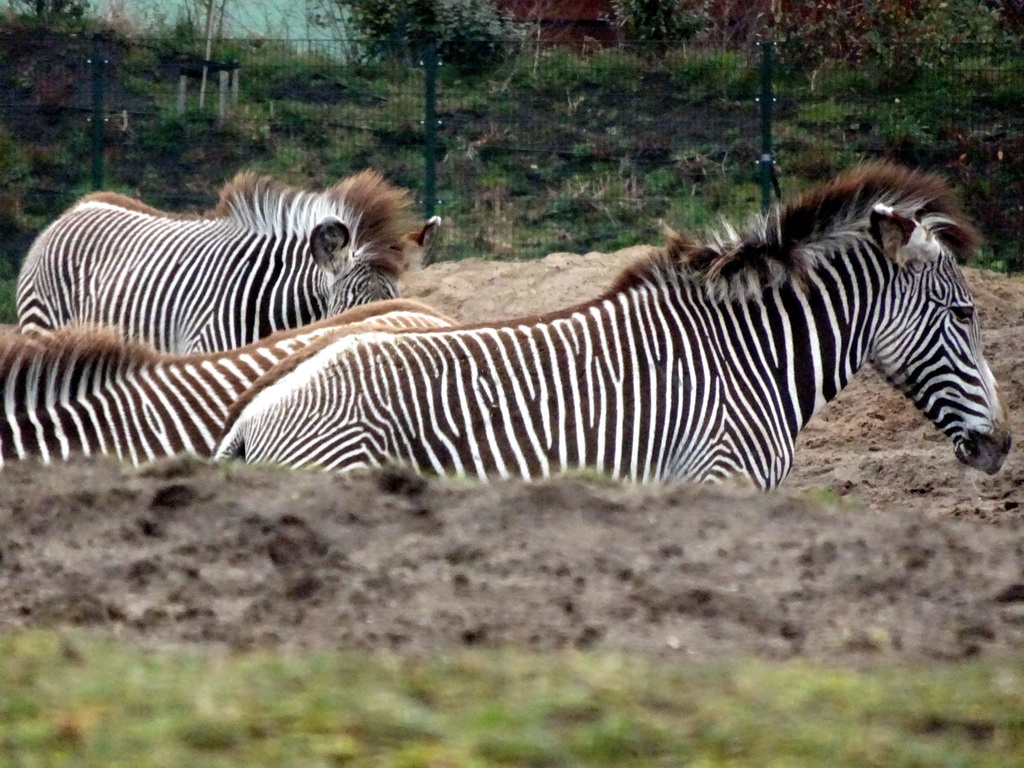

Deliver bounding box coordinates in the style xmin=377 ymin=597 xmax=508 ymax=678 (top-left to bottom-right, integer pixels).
xmin=320 ymin=215 xmax=442 ymax=316
xmin=869 ymin=205 xmax=1010 ymax=474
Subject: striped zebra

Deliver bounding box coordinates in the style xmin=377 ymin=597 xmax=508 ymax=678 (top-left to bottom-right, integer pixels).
xmin=16 ymin=170 xmax=440 ymax=354
xmin=0 ymin=300 xmax=454 ymax=467
xmin=214 ymin=162 xmax=1010 ymax=489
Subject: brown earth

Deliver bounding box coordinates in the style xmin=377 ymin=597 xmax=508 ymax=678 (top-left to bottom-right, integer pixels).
xmin=2 ymin=250 xmax=1024 ymax=664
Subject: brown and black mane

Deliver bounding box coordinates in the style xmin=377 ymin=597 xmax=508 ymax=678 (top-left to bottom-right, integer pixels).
xmin=0 ymin=326 xmax=162 ymax=380
xmin=79 ymin=191 xmax=196 ymax=220
xmin=610 ymin=161 xmax=981 ymax=301
xmin=0 ymin=300 xmax=454 ymax=380
xmin=80 ymin=171 xmax=421 ymax=276
xmin=212 ymin=170 xmax=418 ymax=244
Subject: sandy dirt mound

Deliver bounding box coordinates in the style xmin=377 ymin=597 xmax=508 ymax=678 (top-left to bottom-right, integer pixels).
xmin=2 ymin=459 xmax=1024 ymax=663
xmin=1 ymin=250 xmax=1024 ymax=664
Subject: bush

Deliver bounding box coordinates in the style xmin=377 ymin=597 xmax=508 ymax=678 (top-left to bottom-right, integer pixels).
xmin=9 ymin=0 xmax=89 ymax=22
xmin=317 ymin=0 xmax=519 ymax=72
xmin=0 ymin=279 xmax=16 ymax=324
xmin=6 ymin=0 xmax=98 ymax=35
xmin=769 ymin=0 xmax=1017 ymax=76
xmin=611 ymin=0 xmax=708 ymax=45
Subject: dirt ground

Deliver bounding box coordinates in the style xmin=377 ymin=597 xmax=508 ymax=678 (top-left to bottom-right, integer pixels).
xmin=2 ymin=249 xmax=1024 ymax=664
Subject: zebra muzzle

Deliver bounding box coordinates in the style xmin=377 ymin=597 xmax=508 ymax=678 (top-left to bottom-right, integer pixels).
xmin=955 ymin=428 xmax=1012 ymax=475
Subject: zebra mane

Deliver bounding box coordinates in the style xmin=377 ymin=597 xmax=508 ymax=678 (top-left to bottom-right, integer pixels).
xmin=82 ymin=171 xmax=422 ymax=276
xmin=0 ymin=300 xmax=455 ymax=384
xmin=211 ymin=170 xmax=421 ymax=272
xmin=611 ymin=161 xmax=982 ymax=303
xmin=78 ymin=191 xmax=196 ymax=220
xmin=0 ymin=319 xmax=312 ymax=377
xmin=0 ymin=326 xmax=163 ymax=378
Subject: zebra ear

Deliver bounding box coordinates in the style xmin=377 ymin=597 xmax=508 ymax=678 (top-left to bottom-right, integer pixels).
xmin=869 ymin=205 xmax=930 ymax=267
xmin=405 ymin=216 xmax=442 ymax=270
xmin=310 ymin=217 xmax=352 ymax=274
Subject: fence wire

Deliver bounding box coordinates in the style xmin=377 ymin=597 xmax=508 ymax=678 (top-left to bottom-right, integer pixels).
xmin=2 ymin=35 xmax=1022 ymax=271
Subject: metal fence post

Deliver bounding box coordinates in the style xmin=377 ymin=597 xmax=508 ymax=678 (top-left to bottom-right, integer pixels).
xmin=758 ymin=40 xmax=780 ymax=214
xmin=423 ymin=39 xmax=439 ymax=225
xmin=89 ymin=36 xmax=108 ymax=191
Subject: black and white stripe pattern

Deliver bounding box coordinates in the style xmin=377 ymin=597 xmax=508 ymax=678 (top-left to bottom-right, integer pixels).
xmin=215 ymin=163 xmax=1010 ymax=489
xmin=16 ymin=170 xmax=439 ymax=354
xmin=0 ymin=301 xmax=453 ymax=467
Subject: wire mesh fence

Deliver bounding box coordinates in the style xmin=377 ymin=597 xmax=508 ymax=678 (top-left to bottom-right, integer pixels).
xmin=2 ymin=33 xmax=1023 ymax=272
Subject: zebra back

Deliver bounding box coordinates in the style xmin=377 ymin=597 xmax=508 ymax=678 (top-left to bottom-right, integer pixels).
xmin=0 ymin=299 xmax=455 ymax=466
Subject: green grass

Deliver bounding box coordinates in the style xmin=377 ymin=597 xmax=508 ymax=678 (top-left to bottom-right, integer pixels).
xmin=667 ymin=49 xmax=759 ymax=102
xmin=3 ymin=631 xmax=1024 ymax=766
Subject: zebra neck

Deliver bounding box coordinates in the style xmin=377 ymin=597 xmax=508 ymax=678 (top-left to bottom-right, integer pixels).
xmin=768 ymin=259 xmax=887 ymax=432
xmin=203 ymin=235 xmax=322 ymax=349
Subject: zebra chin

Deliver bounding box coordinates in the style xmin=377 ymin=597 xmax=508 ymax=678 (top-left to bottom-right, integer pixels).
xmin=954 ymin=427 xmax=1012 ymax=475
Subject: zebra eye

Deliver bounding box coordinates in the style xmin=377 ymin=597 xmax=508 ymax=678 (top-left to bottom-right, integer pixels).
xmin=950 ymin=304 xmax=975 ymax=322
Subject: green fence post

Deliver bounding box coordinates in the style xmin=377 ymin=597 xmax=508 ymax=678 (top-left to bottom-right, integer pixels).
xmin=758 ymin=40 xmax=778 ymax=214
xmin=89 ymin=36 xmax=107 ymax=191
xmin=422 ymin=39 xmax=439 ymax=234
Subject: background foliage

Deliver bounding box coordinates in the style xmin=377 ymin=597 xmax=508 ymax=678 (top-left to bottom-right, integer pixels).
xmin=316 ymin=0 xmax=520 ymax=69
xmin=767 ymin=0 xmax=1017 ymax=74
xmin=611 ymin=0 xmax=708 ymax=44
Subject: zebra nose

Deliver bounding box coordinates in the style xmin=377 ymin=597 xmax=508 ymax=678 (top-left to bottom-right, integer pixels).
xmin=956 ymin=428 xmax=1011 ymax=475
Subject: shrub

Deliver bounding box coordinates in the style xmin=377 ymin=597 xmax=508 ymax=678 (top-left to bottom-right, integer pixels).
xmin=768 ymin=0 xmax=1016 ymax=76
xmin=586 ymin=48 xmax=645 ymax=88
xmin=316 ymin=0 xmax=520 ymax=72
xmin=611 ymin=0 xmax=707 ymax=45
xmin=9 ymin=0 xmax=89 ymax=22
xmin=5 ymin=0 xmax=100 ymax=35
xmin=0 ymin=279 xmax=16 ymax=323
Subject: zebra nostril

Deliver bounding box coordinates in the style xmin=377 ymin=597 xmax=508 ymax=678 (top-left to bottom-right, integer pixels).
xmin=962 ymin=432 xmax=982 ymax=459
xmin=1003 ymin=434 xmax=1012 ymax=453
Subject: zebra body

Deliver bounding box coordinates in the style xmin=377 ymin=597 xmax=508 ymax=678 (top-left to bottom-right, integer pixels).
xmin=17 ymin=170 xmax=440 ymax=353
xmin=215 ymin=163 xmax=1010 ymax=489
xmin=0 ymin=300 xmax=454 ymax=467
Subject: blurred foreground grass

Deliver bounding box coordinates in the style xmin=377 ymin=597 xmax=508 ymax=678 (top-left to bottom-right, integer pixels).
xmin=2 ymin=631 xmax=1024 ymax=766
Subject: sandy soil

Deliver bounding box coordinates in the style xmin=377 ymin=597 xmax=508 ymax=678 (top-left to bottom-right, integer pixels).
xmin=2 ymin=250 xmax=1024 ymax=664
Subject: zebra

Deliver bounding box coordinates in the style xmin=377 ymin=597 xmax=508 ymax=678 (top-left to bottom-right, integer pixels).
xmin=213 ymin=162 xmax=1010 ymax=490
xmin=16 ymin=170 xmax=441 ymax=354
xmin=0 ymin=300 xmax=454 ymax=467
